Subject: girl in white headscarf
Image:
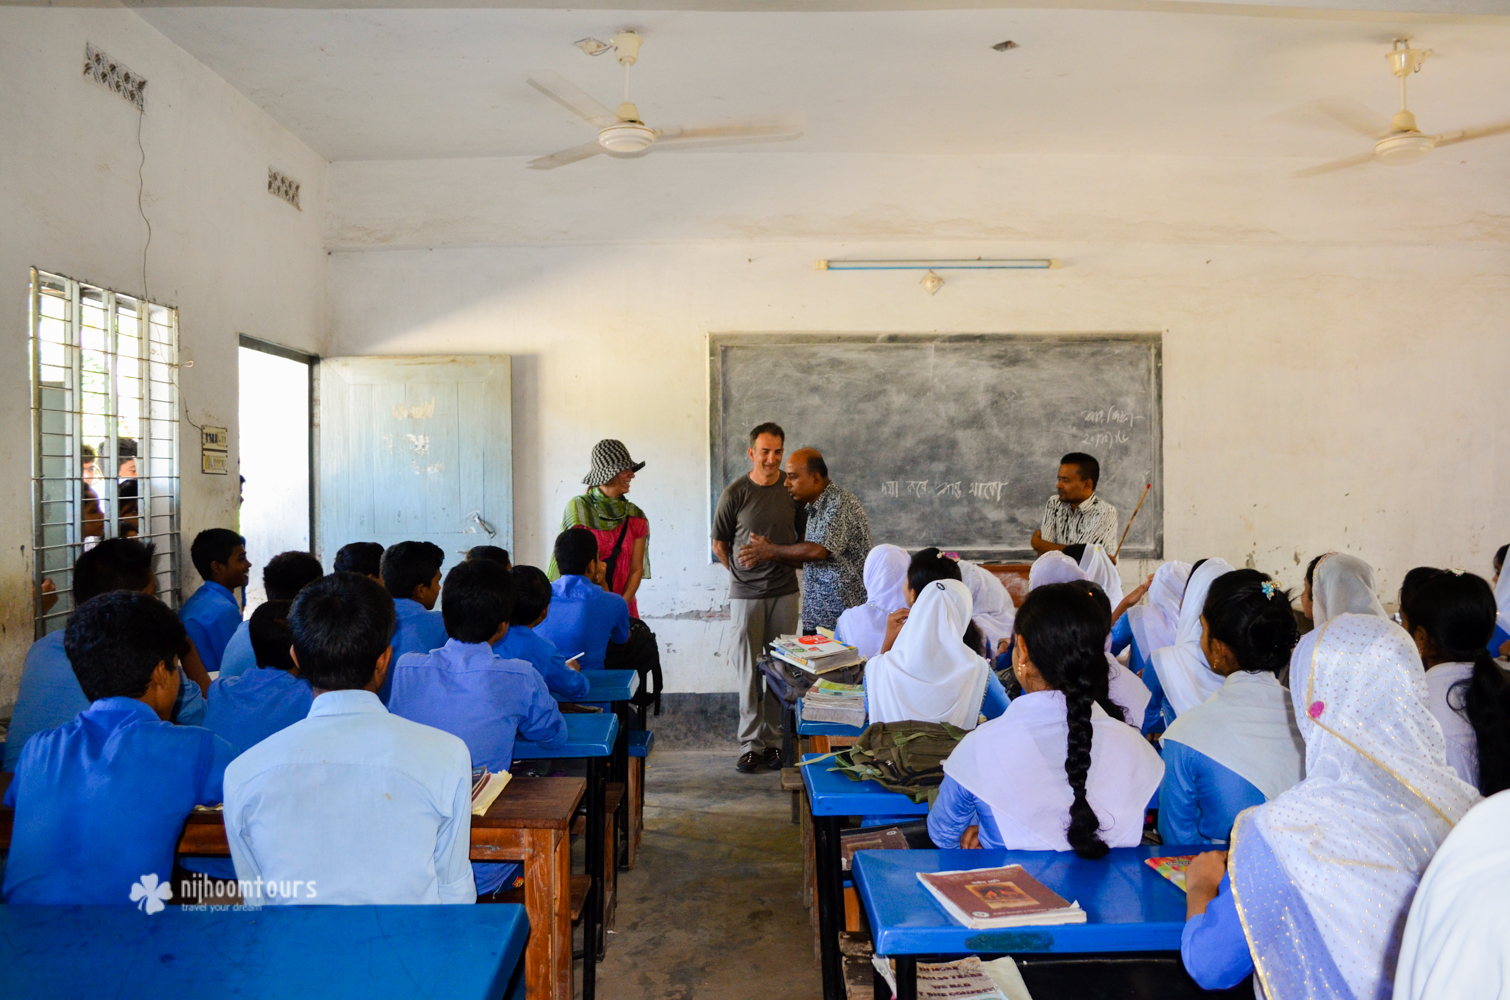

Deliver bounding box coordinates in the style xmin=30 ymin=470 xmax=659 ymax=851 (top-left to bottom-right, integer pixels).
xmin=1150 ymin=559 xmax=1234 ymax=718
xmin=1116 ymin=561 xmax=1191 ymax=732
xmin=836 ymin=544 xmax=911 ymax=660
xmin=1491 ymin=543 xmax=1510 ymax=655
xmin=865 ymin=578 xmax=992 ymax=730
xmin=1158 ymin=570 xmax=1305 ymax=846
xmin=1289 ymin=552 xmax=1388 ymax=702
xmin=958 ymin=561 xmax=1016 ymax=654
xmin=1078 ymin=544 xmax=1124 ymax=608
xmin=1179 ymin=614 xmax=1481 ymax=996
xmin=928 ymin=582 xmax=1164 ymax=854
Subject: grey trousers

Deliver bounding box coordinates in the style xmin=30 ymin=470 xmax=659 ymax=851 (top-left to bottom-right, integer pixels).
xmin=730 ymin=592 xmax=801 ymax=753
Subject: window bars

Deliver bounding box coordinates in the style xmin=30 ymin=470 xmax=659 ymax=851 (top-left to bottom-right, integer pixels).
xmin=29 ymin=268 xmax=180 ymax=637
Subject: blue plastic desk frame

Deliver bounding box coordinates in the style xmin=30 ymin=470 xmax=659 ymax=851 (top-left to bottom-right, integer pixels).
xmin=515 ymin=712 xmax=619 ymax=1000
xmin=558 ymin=669 xmax=640 ymax=871
xmin=802 ymin=753 xmax=929 ymax=1000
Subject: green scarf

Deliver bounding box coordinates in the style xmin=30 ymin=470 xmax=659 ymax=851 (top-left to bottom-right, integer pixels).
xmin=547 ymin=488 xmax=651 ymax=581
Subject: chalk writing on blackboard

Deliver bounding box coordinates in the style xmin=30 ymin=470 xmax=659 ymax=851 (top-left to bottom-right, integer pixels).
xmin=879 ymin=479 xmax=1010 ymax=503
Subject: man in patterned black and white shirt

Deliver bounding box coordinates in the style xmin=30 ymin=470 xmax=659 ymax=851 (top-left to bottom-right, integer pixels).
xmin=1030 ymin=452 xmax=1119 ymax=558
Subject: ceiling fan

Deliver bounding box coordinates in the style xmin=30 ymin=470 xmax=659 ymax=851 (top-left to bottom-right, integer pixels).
xmin=1297 ymin=39 xmax=1510 ymax=177
xmin=525 ymin=32 xmax=802 ymax=170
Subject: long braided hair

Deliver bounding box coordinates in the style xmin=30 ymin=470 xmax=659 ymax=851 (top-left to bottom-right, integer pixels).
xmin=1015 ymin=582 xmax=1113 ymax=859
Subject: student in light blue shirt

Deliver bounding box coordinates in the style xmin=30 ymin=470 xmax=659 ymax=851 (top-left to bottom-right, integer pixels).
xmin=536 ymin=528 xmax=630 ymax=672
xmin=3 ymin=591 xmax=235 ymax=905
xmin=497 ymin=565 xmax=590 ymax=701
xmin=6 ymin=539 xmax=208 ymax=770
xmin=224 ymin=572 xmax=476 ymax=905
xmin=179 ymin=528 xmax=252 ymax=674
xmin=378 ymin=540 xmax=449 ymax=703
xmin=390 ymin=559 xmax=568 ymax=895
xmin=219 ymin=551 xmax=323 ymax=680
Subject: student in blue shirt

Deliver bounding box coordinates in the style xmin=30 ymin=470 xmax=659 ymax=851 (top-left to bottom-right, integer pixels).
xmin=378 ymin=540 xmax=449 ymax=703
xmin=224 ymin=572 xmax=477 ymax=905
xmin=6 ymin=539 xmax=209 ymax=771
xmin=219 ymin=551 xmax=324 ymax=680
xmin=334 ymin=540 xmax=385 ymax=580
xmin=536 ymin=528 xmax=630 ymax=672
xmin=204 ymin=601 xmax=314 ymax=755
xmin=3 ymin=591 xmax=235 ymax=905
xmin=466 ymin=545 xmax=511 ymax=568
xmin=390 ymin=559 xmax=568 ymax=896
xmin=496 ymin=565 xmax=590 ymax=701
xmin=179 ymin=528 xmax=252 ymax=674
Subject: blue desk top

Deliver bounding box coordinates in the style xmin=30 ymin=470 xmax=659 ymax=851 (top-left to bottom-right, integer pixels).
xmin=854 ymin=847 xmax=1201 ymax=957
xmin=801 ymin=752 xmax=929 ymax=818
xmin=796 ymin=697 xmax=867 ymax=737
xmin=0 ymin=904 xmax=528 ymax=999
xmin=514 ymin=712 xmax=619 ymax=759
xmin=556 ymin=669 xmax=639 ymax=705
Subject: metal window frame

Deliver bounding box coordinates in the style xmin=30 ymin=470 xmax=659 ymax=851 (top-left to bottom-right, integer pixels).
xmin=237 ymin=334 xmax=319 ymax=555
xmin=29 ymin=268 xmax=181 ymax=638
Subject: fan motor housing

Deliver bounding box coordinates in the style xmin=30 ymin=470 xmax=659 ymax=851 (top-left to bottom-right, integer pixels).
xmin=598 ymin=121 xmax=656 ymax=153
xmin=1374 ymin=131 xmax=1436 ymax=164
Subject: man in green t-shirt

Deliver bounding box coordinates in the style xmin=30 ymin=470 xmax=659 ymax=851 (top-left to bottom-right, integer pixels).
xmin=712 ymin=422 xmax=801 ymax=774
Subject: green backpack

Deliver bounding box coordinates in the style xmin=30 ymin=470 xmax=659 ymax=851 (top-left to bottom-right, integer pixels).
xmin=830 ymin=721 xmax=969 ymax=804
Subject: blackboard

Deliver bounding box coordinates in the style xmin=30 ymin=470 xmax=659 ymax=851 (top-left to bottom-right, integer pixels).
xmin=709 ymin=334 xmax=1163 ymax=561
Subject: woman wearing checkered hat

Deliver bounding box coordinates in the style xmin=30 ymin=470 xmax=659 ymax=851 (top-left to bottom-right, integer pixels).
xmin=548 ymin=439 xmax=650 ymax=618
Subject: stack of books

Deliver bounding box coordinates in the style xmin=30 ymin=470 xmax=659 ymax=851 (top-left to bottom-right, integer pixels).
xmin=769 ymin=634 xmax=864 ymax=674
xmin=800 ymin=678 xmax=867 ymax=728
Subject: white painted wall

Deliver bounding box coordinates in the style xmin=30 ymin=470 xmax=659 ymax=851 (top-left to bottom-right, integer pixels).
xmin=326 ymin=151 xmax=1510 ymax=693
xmin=0 ymin=9 xmax=328 ymax=708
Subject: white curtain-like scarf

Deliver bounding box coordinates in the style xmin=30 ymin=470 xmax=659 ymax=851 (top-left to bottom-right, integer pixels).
xmin=1230 ymin=614 xmax=1480 ymax=1000
xmin=865 ymin=578 xmax=990 ymax=731
xmin=1028 ymin=551 xmax=1086 ymax=590
xmin=1150 ymin=558 xmax=1234 ymax=718
xmin=958 ymin=561 xmax=1017 ymax=653
xmin=836 ymin=544 xmax=912 ymax=661
xmin=1161 ymin=670 xmax=1304 ymax=800
xmin=943 ymin=690 xmax=1165 ymax=851
xmin=1394 ymin=789 xmax=1510 ymax=1000
xmin=1126 ymin=561 xmax=1192 ymax=661
xmin=1494 ymin=562 xmax=1510 ymax=636
xmin=1289 ymin=553 xmax=1391 ymax=707
xmin=1078 ymin=544 xmax=1124 ymax=608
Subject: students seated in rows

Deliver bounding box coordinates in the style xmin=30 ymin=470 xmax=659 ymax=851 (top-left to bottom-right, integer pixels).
xmin=389 ymin=560 xmax=568 ymax=895
xmin=496 ymin=565 xmax=590 ymax=701
xmin=1401 ymin=570 xmax=1510 ymax=794
xmin=3 ymin=591 xmax=235 ymax=904
xmin=1158 ymin=571 xmax=1304 ymax=846
xmin=928 ymin=583 xmax=1164 ymax=854
xmin=1150 ymin=557 xmax=1234 ymax=718
xmin=179 ymin=528 xmax=252 ymax=674
xmin=1181 ymin=613 xmax=1479 ymax=994
xmin=835 ymin=544 xmax=910 ymax=661
xmin=466 ymin=545 xmax=511 ymax=568
xmin=537 ymin=527 xmax=629 ymax=672
xmin=865 ymin=548 xmax=1008 ymax=728
xmin=6 ymin=539 xmax=209 ymax=771
xmin=333 ymin=540 xmax=385 ymax=580
xmin=379 ymin=540 xmax=448 ymax=702
xmin=204 ymin=601 xmax=313 ymax=756
xmin=218 ymin=551 xmax=323 ymax=679
xmin=224 ymin=572 xmax=477 ymax=904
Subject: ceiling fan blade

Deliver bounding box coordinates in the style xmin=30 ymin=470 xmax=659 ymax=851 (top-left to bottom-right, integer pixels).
xmin=1313 ymin=98 xmax=1392 ymax=140
xmin=652 ymin=119 xmax=804 ymax=150
xmin=527 ymin=141 xmax=607 ymax=170
xmin=1293 ymin=150 xmax=1378 ymax=178
xmin=527 ymin=70 xmax=616 ymax=129
xmin=1433 ymin=120 xmax=1510 ymax=148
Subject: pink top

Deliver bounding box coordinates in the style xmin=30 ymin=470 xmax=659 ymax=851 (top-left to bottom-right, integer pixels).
xmin=584 ymin=516 xmax=649 ymax=619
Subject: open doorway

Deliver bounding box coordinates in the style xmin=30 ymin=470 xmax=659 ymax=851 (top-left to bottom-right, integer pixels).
xmin=238 ymin=336 xmax=314 ymax=609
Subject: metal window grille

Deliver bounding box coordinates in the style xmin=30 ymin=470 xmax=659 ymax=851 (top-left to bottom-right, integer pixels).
xmin=29 ymin=268 xmax=181 ymax=637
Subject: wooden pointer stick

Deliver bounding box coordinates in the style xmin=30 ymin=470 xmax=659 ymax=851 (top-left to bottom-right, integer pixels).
xmin=1113 ymin=483 xmax=1153 ymax=563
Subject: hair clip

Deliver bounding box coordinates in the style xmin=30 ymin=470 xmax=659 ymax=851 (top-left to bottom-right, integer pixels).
xmin=1450 ymin=568 xmax=1465 ymax=576
xmin=1261 ymin=581 xmax=1276 ymax=599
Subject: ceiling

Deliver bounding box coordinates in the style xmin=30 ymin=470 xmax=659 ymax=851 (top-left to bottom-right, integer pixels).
xmin=137 ymin=6 xmax=1510 ymax=162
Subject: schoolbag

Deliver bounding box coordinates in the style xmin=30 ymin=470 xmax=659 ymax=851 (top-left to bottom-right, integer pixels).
xmin=830 ymin=721 xmax=969 ymax=804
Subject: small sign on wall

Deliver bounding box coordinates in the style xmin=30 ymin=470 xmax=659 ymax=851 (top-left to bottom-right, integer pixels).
xmin=201 ymin=425 xmax=229 ymax=475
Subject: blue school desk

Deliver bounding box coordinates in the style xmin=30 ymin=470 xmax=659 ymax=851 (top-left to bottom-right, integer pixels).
xmin=514 ymin=712 xmax=618 ymax=1000
xmin=853 ymin=847 xmax=1208 ymax=1000
xmin=0 ymin=903 xmax=528 ymax=999
xmin=802 ymin=752 xmax=930 ymax=1000
xmin=557 ymin=669 xmax=640 ymax=871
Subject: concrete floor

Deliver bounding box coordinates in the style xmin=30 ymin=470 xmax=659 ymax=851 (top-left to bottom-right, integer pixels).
xmin=594 ymin=749 xmax=822 ymax=1000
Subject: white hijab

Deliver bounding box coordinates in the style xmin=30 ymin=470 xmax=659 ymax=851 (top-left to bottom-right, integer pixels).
xmin=1231 ymin=614 xmax=1480 ymax=1000
xmin=1494 ymin=560 xmax=1510 ymax=636
xmin=1078 ymin=544 xmax=1123 ymax=609
xmin=1290 ymin=552 xmax=1392 ymax=705
xmin=943 ymin=691 xmax=1165 ymax=851
xmin=865 ymin=578 xmax=990 ymax=731
xmin=1162 ymin=671 xmax=1305 ymax=801
xmin=1394 ymin=789 xmax=1510 ymax=1000
xmin=836 ymin=544 xmax=911 ymax=661
xmin=959 ymin=561 xmax=1016 ymax=653
xmin=1126 ymin=561 xmax=1191 ymax=660
xmin=1028 ymin=551 xmax=1085 ymax=590
xmin=1149 ymin=558 xmax=1234 ymax=718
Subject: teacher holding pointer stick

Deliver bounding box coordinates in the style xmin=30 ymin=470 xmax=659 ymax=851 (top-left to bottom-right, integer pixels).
xmin=1030 ymin=452 xmax=1120 ymax=558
